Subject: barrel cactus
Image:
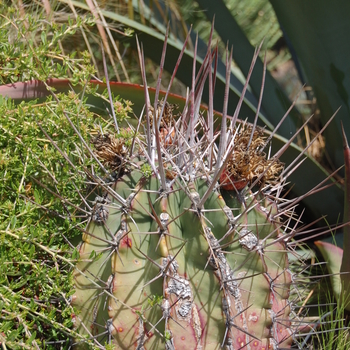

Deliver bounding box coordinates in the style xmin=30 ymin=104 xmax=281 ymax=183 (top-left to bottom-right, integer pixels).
xmin=67 ymin=38 xmax=313 ymax=348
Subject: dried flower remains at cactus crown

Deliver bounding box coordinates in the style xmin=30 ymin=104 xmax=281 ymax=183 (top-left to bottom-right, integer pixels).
xmin=91 ymin=133 xmax=128 ymax=171
xmin=220 ymin=124 xmax=284 ymax=190
xmin=147 ymin=100 xmax=178 ymax=129
xmin=147 ymin=100 xmax=178 ymax=145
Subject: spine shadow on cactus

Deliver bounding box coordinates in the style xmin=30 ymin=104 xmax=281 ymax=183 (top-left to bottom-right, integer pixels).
xmin=39 ymin=27 xmax=341 ymax=350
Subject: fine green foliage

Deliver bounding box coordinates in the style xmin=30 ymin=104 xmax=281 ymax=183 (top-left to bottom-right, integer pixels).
xmin=0 ymin=5 xmax=95 ymax=85
xmin=0 ymin=92 xmax=132 ymax=349
xmin=304 ymin=266 xmax=350 ymax=350
xmin=0 ymin=5 xmax=133 ymax=348
xmin=0 ymin=91 xmax=85 ymax=349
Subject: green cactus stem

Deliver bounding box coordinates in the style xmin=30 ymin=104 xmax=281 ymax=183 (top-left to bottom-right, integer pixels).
xmin=66 ymin=37 xmax=337 ymax=349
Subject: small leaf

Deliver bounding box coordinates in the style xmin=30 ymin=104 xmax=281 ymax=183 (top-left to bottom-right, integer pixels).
xmin=41 ymin=31 xmax=46 ymax=45
xmin=33 ymin=189 xmax=41 ymax=204
xmin=89 ymin=250 xmax=96 ymax=259
xmin=10 ymin=215 xmax=17 ymax=229
xmin=26 ymin=331 xmax=37 ymax=345
xmin=72 ymin=248 xmax=80 ymax=260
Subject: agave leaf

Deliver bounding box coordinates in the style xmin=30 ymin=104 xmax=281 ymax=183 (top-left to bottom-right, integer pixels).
xmin=314 ymin=241 xmax=342 ymax=300
xmin=269 ymin=132 xmax=343 ymax=226
xmin=195 ymin=0 xmax=302 ymax=139
xmin=0 ymin=79 xmax=189 ymax=116
xmin=340 ymin=125 xmax=350 ymax=309
xmin=270 ymin=0 xmax=350 ymax=171
xmin=57 ymin=0 xmax=277 ymax=128
xmin=314 ymin=127 xmax=350 ymax=310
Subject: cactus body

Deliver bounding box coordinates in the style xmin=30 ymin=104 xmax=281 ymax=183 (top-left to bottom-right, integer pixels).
xmin=71 ymin=110 xmax=296 ymax=350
